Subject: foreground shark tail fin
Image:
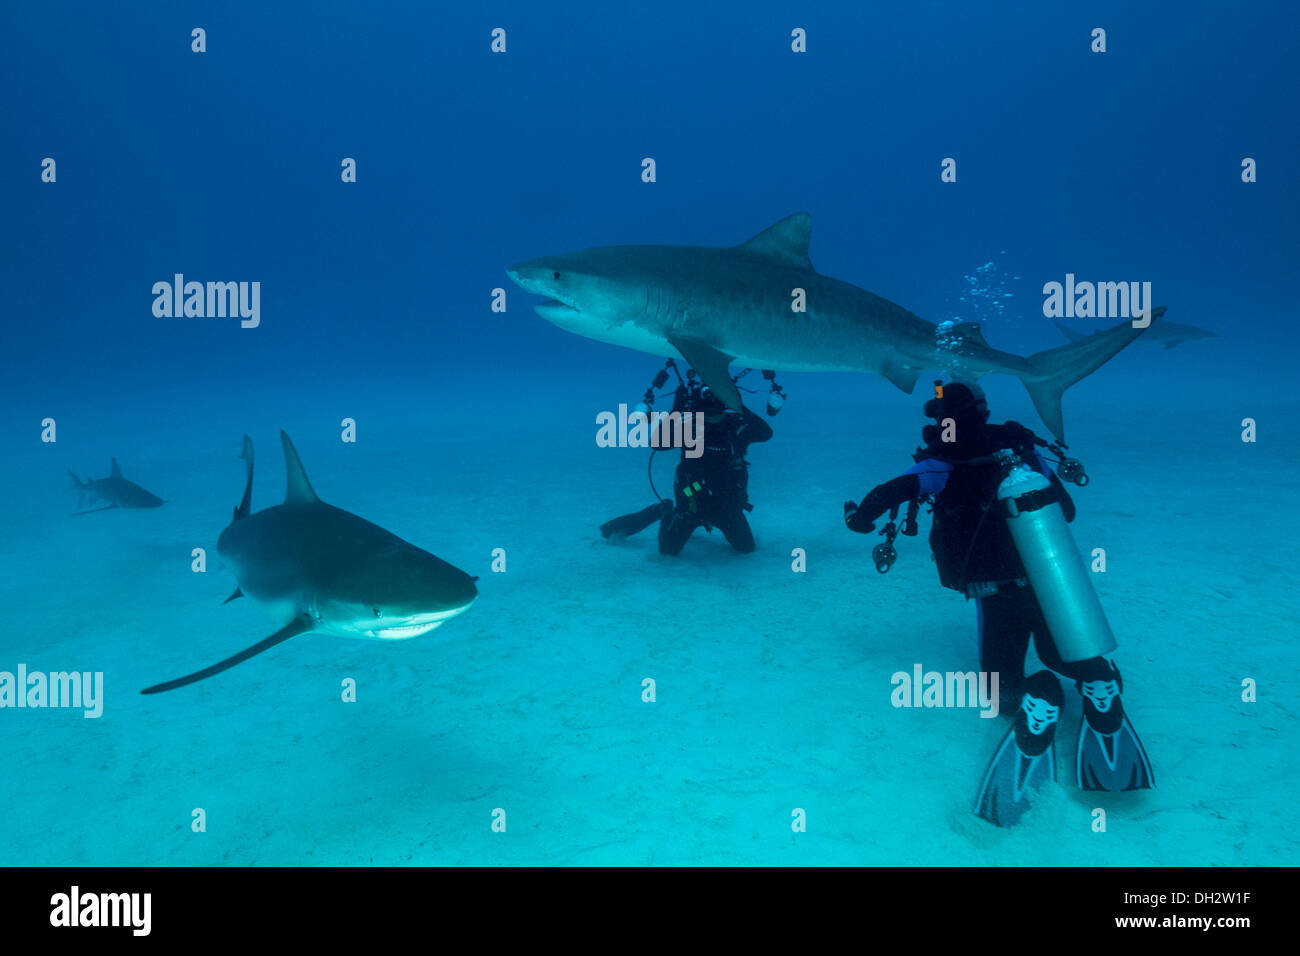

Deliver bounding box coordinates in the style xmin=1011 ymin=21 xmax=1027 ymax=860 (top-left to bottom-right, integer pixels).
xmin=233 ymin=434 xmax=254 ymax=521
xmin=280 ymin=431 xmax=319 ymax=505
xmin=1020 ymin=308 xmax=1163 ymax=440
xmin=140 ymin=618 xmax=311 ymax=694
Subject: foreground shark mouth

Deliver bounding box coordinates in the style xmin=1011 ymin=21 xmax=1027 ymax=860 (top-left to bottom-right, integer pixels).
xmin=373 ymin=621 xmax=446 ymax=639
xmin=369 ymin=601 xmax=475 ymax=640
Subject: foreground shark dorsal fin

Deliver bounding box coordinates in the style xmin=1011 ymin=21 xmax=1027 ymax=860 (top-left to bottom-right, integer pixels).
xmin=665 ymin=334 xmax=744 ymax=411
xmin=279 ymin=431 xmax=319 ymax=505
xmin=735 ymin=213 xmax=814 ymax=271
xmin=110 ymin=457 xmax=123 ymax=478
xmin=140 ymin=617 xmax=312 ymax=694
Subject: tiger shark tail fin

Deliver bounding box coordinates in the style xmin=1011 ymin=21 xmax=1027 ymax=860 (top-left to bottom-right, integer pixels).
xmin=1019 ymin=309 xmax=1162 ymax=440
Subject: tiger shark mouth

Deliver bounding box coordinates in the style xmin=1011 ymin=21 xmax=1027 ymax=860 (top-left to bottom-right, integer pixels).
xmin=506 ymin=268 xmax=579 ymax=320
xmin=535 ymin=299 xmax=580 ymax=322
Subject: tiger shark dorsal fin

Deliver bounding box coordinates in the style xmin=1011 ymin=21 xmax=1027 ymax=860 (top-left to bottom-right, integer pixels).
xmin=280 ymin=431 xmax=319 ymax=505
xmin=110 ymin=457 xmax=123 ymax=478
xmin=736 ymin=213 xmax=813 ymax=271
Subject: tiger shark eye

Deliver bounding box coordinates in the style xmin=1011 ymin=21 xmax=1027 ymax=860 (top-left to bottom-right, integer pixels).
xmin=553 ymin=271 xmax=561 ymax=280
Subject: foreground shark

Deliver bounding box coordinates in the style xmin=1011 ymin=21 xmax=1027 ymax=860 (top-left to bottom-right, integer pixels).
xmin=1053 ymin=317 xmax=1213 ymax=350
xmin=68 ymin=458 xmax=164 ymax=513
xmin=508 ymin=213 xmax=1159 ymax=440
xmin=141 ymin=432 xmax=478 ymax=694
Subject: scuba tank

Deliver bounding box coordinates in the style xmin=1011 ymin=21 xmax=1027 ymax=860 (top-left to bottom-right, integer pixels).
xmin=995 ymin=454 xmax=1117 ymax=662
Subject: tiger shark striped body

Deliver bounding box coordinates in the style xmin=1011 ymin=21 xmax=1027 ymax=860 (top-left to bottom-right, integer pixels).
xmin=508 ymin=213 xmax=1158 ymax=440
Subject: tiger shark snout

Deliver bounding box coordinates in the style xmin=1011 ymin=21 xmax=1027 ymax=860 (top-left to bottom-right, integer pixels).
xmin=507 ymin=261 xmax=588 ymax=325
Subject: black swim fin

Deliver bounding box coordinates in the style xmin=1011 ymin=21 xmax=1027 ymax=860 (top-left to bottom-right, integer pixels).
xmin=975 ymin=670 xmax=1063 ymax=827
xmin=600 ymin=501 xmax=671 ymax=541
xmin=140 ymin=617 xmax=311 ymax=694
xmin=1075 ymin=663 xmax=1155 ymax=791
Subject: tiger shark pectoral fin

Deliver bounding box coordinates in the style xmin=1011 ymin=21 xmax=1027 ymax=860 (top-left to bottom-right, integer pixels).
xmin=140 ymin=617 xmax=312 ymax=695
xmin=665 ymin=334 xmax=742 ymax=411
xmin=881 ymin=358 xmax=922 ymax=393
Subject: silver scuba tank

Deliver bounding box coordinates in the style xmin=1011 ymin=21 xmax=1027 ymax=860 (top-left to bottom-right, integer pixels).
xmin=996 ymin=455 xmax=1117 ymax=662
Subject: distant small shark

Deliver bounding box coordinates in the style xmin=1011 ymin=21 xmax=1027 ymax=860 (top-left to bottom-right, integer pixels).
xmin=68 ymin=458 xmax=165 ymax=513
xmin=1053 ymin=317 xmax=1214 ymax=350
xmin=141 ymin=432 xmax=478 ymax=694
xmin=509 ymin=213 xmax=1160 ymax=440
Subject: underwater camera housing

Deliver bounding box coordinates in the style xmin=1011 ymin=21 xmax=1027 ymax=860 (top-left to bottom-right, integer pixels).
xmin=761 ymin=369 xmax=786 ymax=416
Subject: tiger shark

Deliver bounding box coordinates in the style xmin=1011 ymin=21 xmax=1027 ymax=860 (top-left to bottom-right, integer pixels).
xmin=508 ymin=213 xmax=1160 ymax=440
xmin=141 ymin=432 xmax=478 ymax=694
xmin=68 ymin=458 xmax=165 ymax=513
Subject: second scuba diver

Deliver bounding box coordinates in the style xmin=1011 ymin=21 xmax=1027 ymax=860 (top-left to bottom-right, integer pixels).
xmin=844 ymin=381 xmax=1154 ymax=827
xmin=601 ymin=363 xmax=776 ymax=555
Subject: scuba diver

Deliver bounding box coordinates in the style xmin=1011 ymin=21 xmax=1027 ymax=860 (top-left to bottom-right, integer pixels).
xmin=843 ymin=380 xmax=1154 ymax=827
xmin=600 ymin=361 xmax=779 ymax=555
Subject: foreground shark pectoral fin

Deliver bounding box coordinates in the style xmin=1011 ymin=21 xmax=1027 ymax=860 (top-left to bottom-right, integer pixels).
xmin=140 ymin=617 xmax=312 ymax=695
xmin=72 ymin=505 xmax=118 ymax=515
xmin=1020 ymin=309 xmax=1162 ymax=441
xmin=279 ymin=431 xmax=319 ymax=505
xmin=665 ymin=334 xmax=742 ymax=411
xmin=735 ymin=212 xmax=814 ymax=270
xmin=221 ymin=586 xmax=244 ymax=605
xmin=233 ymin=434 xmax=254 ymax=521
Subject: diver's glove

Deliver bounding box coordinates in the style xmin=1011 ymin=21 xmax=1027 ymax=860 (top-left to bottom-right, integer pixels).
xmin=844 ymin=501 xmax=874 ymax=533
xmin=845 ymin=474 xmax=921 ymax=534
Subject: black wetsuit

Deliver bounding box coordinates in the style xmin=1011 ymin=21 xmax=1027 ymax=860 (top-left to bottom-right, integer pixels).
xmin=846 ymin=420 xmax=1116 ymax=703
xmin=658 ymin=396 xmax=772 ymax=555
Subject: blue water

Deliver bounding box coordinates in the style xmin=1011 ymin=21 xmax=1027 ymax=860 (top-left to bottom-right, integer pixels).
xmin=2 ymin=1 xmax=1297 ymax=865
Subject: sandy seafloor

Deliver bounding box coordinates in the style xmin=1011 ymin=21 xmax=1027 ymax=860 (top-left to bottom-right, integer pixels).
xmin=1 ymin=367 xmax=1296 ymax=867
